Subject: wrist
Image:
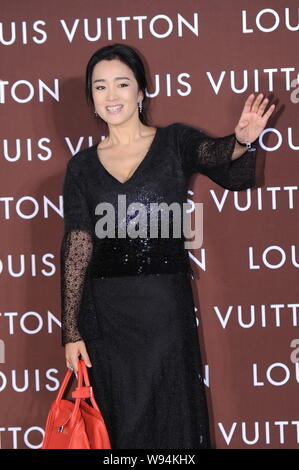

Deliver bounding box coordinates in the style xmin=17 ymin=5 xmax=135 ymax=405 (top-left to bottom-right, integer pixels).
xmin=235 ymin=134 xmax=252 ymax=149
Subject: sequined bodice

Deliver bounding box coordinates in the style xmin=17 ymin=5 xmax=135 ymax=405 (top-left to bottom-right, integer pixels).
xmin=60 ymin=122 xmax=257 ymax=345
xmin=89 ymin=139 xmax=192 ymax=278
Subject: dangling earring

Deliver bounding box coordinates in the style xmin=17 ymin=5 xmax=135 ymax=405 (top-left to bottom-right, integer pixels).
xmin=94 ymin=109 xmax=98 ymax=116
xmin=138 ymin=100 xmax=143 ymax=113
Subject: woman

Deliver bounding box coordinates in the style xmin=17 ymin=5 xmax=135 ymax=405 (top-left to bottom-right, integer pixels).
xmin=60 ymin=43 xmax=275 ymax=449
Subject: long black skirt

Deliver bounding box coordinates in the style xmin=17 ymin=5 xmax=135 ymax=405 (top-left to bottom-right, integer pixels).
xmin=85 ymin=272 xmax=211 ymax=449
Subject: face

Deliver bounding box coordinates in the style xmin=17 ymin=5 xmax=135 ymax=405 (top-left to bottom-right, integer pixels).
xmin=91 ymin=59 xmax=143 ymax=125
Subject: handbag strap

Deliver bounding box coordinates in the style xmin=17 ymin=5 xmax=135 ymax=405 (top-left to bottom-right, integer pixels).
xmin=72 ymin=360 xmax=100 ymax=412
xmin=55 ymin=368 xmax=73 ymax=404
xmin=54 ymin=360 xmax=100 ymax=412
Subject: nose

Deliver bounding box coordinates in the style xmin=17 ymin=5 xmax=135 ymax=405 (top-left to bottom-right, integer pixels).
xmin=106 ymin=85 xmax=119 ymax=101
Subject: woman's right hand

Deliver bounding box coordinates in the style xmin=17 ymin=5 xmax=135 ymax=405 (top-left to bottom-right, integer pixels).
xmin=65 ymin=340 xmax=92 ymax=374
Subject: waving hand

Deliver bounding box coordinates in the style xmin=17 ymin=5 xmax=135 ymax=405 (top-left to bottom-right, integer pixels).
xmin=235 ymin=93 xmax=275 ymax=144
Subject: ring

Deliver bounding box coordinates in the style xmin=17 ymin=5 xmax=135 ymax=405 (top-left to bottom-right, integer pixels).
xmin=67 ymin=365 xmax=73 ymax=370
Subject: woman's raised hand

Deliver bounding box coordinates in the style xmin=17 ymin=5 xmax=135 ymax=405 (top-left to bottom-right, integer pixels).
xmin=234 ymin=93 xmax=276 ymax=144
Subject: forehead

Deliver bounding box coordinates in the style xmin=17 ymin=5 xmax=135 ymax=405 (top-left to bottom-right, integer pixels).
xmin=92 ymin=59 xmax=134 ymax=80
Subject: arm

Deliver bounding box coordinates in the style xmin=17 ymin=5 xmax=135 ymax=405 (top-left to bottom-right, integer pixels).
xmin=232 ymin=140 xmax=251 ymax=161
xmin=177 ymin=124 xmax=258 ymax=191
xmin=60 ymin=161 xmax=94 ymax=347
xmin=176 ymin=93 xmax=275 ymax=191
xmin=60 ymin=230 xmax=93 ymax=346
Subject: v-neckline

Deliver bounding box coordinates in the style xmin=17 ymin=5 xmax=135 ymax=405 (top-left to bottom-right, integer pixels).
xmin=93 ymin=127 xmax=160 ymax=186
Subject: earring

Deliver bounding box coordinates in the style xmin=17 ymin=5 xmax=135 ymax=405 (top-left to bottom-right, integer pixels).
xmin=138 ymin=100 xmax=143 ymax=113
xmin=94 ymin=109 xmax=98 ymax=116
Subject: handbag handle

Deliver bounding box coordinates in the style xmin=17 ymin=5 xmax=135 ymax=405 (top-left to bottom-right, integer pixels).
xmin=72 ymin=360 xmax=100 ymax=411
xmin=55 ymin=360 xmax=100 ymax=412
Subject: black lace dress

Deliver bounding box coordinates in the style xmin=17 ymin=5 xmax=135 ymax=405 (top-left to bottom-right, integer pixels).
xmin=60 ymin=122 xmax=257 ymax=449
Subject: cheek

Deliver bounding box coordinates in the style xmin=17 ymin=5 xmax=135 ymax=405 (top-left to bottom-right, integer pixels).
xmin=91 ymin=89 xmax=97 ymax=103
xmin=125 ymin=88 xmax=139 ymax=103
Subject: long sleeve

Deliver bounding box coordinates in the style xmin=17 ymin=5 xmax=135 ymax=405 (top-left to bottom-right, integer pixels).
xmin=174 ymin=122 xmax=258 ymax=191
xmin=60 ymin=160 xmax=94 ymax=347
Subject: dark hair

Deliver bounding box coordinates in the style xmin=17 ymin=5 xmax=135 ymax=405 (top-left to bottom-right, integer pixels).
xmin=85 ymin=43 xmax=150 ymax=125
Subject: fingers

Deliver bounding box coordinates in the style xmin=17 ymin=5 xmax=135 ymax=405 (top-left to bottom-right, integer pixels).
xmin=65 ymin=341 xmax=81 ymax=374
xmin=67 ymin=355 xmax=79 ymax=374
xmin=251 ymin=93 xmax=276 ymax=118
xmin=251 ymin=93 xmax=264 ymax=113
xmin=65 ymin=341 xmax=92 ymax=377
xmin=262 ymin=103 xmax=276 ymax=121
xmin=80 ymin=342 xmax=92 ymax=368
xmin=242 ymin=93 xmax=255 ymax=114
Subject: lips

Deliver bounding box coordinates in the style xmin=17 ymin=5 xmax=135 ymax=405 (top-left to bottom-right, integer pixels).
xmin=106 ymin=105 xmax=123 ymax=114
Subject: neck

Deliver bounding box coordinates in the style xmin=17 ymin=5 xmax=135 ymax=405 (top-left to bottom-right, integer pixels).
xmin=106 ymin=119 xmax=147 ymax=146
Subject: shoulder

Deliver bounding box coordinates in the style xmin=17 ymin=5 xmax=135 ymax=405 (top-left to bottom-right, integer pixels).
xmin=161 ymin=122 xmax=187 ymax=132
xmin=160 ymin=122 xmax=205 ymax=147
xmin=162 ymin=121 xmax=204 ymax=135
xmin=65 ymin=144 xmax=96 ymax=174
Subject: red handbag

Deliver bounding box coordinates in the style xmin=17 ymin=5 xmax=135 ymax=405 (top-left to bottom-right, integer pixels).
xmin=41 ymin=359 xmax=111 ymax=449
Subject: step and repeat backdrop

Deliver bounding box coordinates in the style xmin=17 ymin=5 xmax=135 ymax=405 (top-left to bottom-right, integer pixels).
xmin=1 ymin=0 xmax=298 ymax=449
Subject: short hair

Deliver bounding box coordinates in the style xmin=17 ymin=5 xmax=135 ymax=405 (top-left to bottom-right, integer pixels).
xmin=85 ymin=43 xmax=150 ymax=125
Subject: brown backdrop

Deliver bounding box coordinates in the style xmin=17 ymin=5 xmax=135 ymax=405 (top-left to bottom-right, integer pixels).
xmin=1 ymin=0 xmax=298 ymax=449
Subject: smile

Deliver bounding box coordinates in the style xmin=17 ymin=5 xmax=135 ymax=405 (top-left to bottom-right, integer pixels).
xmin=106 ymin=105 xmax=123 ymax=114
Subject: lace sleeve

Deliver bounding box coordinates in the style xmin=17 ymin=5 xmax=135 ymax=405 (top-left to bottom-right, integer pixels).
xmin=60 ymin=230 xmax=93 ymax=346
xmin=60 ymin=160 xmax=94 ymax=347
xmin=175 ymin=122 xmax=257 ymax=191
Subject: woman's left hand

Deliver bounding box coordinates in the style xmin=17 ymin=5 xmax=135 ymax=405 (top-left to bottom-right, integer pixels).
xmin=234 ymin=93 xmax=276 ymax=144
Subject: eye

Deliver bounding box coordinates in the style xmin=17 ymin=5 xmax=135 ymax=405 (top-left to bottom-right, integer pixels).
xmin=95 ymin=83 xmax=128 ymax=90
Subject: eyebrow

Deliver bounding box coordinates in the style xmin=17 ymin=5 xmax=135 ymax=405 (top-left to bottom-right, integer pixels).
xmin=93 ymin=77 xmax=131 ymax=83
